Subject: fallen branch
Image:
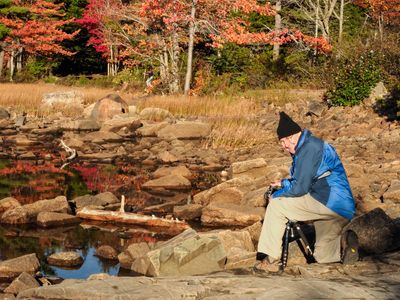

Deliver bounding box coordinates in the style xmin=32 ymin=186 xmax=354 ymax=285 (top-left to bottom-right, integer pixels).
xmin=77 ymin=208 xmax=191 ymax=233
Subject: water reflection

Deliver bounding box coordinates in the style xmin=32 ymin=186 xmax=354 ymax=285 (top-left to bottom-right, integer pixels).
xmin=0 ymin=224 xmax=125 ymax=279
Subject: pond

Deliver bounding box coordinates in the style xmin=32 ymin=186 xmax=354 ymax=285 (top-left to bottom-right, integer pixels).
xmin=0 ymin=159 xmax=219 ymax=279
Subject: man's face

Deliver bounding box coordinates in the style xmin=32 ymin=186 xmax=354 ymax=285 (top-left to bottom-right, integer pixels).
xmin=279 ymin=136 xmax=296 ymax=154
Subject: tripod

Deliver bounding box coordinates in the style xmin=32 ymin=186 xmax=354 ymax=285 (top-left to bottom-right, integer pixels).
xmin=281 ymin=220 xmax=315 ymax=271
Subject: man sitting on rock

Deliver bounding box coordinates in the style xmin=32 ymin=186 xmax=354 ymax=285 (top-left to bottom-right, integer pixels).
xmin=255 ymin=112 xmax=358 ymax=272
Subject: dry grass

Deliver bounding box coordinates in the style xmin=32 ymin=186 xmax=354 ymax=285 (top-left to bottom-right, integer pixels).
xmin=0 ymin=83 xmax=132 ymax=115
xmin=0 ymin=83 xmax=322 ymax=149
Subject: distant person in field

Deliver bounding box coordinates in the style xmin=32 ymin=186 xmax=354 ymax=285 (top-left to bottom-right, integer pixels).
xmin=254 ymin=112 xmax=358 ymax=273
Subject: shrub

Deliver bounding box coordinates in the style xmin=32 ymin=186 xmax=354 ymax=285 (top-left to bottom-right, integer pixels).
xmin=326 ymin=53 xmax=382 ymax=106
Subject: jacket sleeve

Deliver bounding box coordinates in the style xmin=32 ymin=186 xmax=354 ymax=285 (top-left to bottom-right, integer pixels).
xmin=272 ymin=143 xmax=323 ymax=198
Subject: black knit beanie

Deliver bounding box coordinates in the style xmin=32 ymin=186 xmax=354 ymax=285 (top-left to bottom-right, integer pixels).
xmin=277 ymin=112 xmax=302 ymax=140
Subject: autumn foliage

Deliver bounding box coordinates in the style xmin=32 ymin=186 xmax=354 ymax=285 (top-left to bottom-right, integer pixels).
xmin=0 ymin=0 xmax=79 ymax=56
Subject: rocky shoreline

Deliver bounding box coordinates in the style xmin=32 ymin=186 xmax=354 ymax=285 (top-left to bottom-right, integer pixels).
xmin=0 ymin=90 xmax=399 ymax=298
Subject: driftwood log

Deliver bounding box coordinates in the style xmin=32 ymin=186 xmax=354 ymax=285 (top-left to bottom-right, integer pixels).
xmin=77 ymin=208 xmax=190 ymax=233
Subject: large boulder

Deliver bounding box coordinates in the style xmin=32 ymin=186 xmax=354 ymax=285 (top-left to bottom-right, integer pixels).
xmin=3 ymin=272 xmax=39 ymax=295
xmin=40 ymin=91 xmax=84 ymax=113
xmin=36 ymin=212 xmax=81 ymax=228
xmin=47 ymin=252 xmax=84 ymax=267
xmin=90 ymin=94 xmax=129 ymax=123
xmin=0 ymin=196 xmax=70 ymax=225
xmin=0 ymin=254 xmax=40 ymax=282
xmin=73 ymin=192 xmax=120 ymax=210
xmin=343 ymin=208 xmax=400 ymax=254
xmin=130 ymin=229 xmax=226 ymax=276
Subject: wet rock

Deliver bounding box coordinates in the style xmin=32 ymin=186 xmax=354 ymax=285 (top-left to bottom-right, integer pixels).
xmin=0 ymin=196 xmax=69 ymax=225
xmin=173 ymin=204 xmax=202 ymax=220
xmin=344 ymin=208 xmax=399 ymax=254
xmin=47 ymin=252 xmax=84 ymax=267
xmin=157 ymin=121 xmax=211 ymax=139
xmin=201 ymin=203 xmax=264 ymax=227
xmin=139 ymin=107 xmax=173 ymax=121
xmin=0 ymin=197 xmax=21 ymax=216
xmin=0 ymin=254 xmax=40 ymax=282
xmin=229 ymin=158 xmax=268 ymax=180
xmin=36 ymin=212 xmax=81 ymax=228
xmin=3 ymin=272 xmax=39 ymax=295
xmin=95 ymin=245 xmax=118 ymax=260
xmin=142 ymin=174 xmax=191 ymax=191
xmin=90 ymin=94 xmax=129 ymax=123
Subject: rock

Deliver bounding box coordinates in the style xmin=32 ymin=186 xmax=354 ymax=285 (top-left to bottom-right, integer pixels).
xmin=90 ymin=94 xmax=129 ymax=123
xmin=40 ymin=91 xmax=84 ymax=113
xmin=17 ymin=270 xmax=400 ymax=299
xmin=368 ymin=81 xmax=388 ymax=103
xmin=73 ymin=192 xmax=119 ymax=210
xmin=344 ymin=208 xmax=399 ymax=254
xmin=0 ymin=107 xmax=10 ymax=119
xmin=118 ymin=242 xmax=153 ymax=269
xmin=153 ymin=165 xmax=193 ymax=179
xmin=95 ymin=245 xmax=118 ymax=260
xmin=100 ymin=117 xmax=142 ymax=132
xmin=0 ymin=197 xmax=21 ymax=215
xmin=242 ymin=187 xmax=268 ymax=207
xmin=130 ymin=229 xmax=226 ymax=276
xmin=229 ymin=158 xmax=268 ymax=180
xmin=193 ymin=176 xmax=255 ymax=206
xmin=201 ymin=203 xmax=264 ymax=227
xmin=139 ymin=107 xmax=173 ymax=121
xmin=87 ymin=273 xmax=113 ymax=280
xmin=82 ymin=131 xmax=123 ymax=143
xmin=157 ymin=121 xmax=211 ymax=139
xmin=36 ymin=212 xmax=81 ymax=228
xmin=157 ymin=151 xmax=178 ymax=163
xmin=1 ymin=196 xmax=69 ymax=225
xmin=307 ymin=100 xmax=326 ymax=117
xmin=47 ymin=252 xmax=84 ymax=267
xmin=173 ymin=204 xmax=202 ymax=220
xmin=60 ymin=119 xmax=101 ymax=131
xmin=0 ymin=254 xmax=40 ymax=282
xmin=0 ymin=293 xmax=15 ymax=299
xmin=383 ymin=179 xmax=400 ymax=203
xmin=3 ymin=272 xmax=39 ymax=295
xmin=137 ymin=122 xmax=169 ymax=137
xmin=142 ymin=175 xmax=191 ymax=191
xmin=243 ymin=221 xmax=262 ymax=245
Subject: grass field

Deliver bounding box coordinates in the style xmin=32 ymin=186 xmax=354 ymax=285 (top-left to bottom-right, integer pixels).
xmin=0 ymin=82 xmax=324 ymax=149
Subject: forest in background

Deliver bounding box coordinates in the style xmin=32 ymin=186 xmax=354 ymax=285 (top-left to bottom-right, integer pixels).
xmin=0 ymin=0 xmax=399 ymax=115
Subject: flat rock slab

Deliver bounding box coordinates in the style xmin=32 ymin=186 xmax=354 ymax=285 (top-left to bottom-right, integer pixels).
xmin=47 ymin=252 xmax=83 ymax=267
xmin=17 ymin=272 xmax=400 ymax=299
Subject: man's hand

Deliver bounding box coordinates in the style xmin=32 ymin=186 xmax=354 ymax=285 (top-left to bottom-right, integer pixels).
xmin=271 ymin=180 xmax=282 ymax=188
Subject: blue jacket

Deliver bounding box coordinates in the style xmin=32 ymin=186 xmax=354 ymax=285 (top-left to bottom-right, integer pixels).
xmin=272 ymin=129 xmax=355 ymax=220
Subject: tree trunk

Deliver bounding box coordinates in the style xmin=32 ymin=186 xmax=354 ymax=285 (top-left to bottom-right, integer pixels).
xmin=9 ymin=50 xmax=15 ymax=82
xmin=108 ymin=45 xmax=118 ymax=76
xmin=16 ymin=47 xmax=23 ymax=73
xmin=314 ymin=0 xmax=319 ymax=55
xmin=0 ymin=49 xmax=4 ymax=78
xmin=184 ymin=0 xmax=197 ymax=95
xmin=338 ymin=0 xmax=344 ymax=43
xmin=169 ymin=28 xmax=180 ymax=94
xmin=273 ymin=0 xmax=282 ymax=61
xmin=77 ymin=207 xmax=190 ymax=234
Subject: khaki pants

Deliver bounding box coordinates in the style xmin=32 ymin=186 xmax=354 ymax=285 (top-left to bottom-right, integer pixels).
xmin=257 ymin=193 xmax=349 ymax=263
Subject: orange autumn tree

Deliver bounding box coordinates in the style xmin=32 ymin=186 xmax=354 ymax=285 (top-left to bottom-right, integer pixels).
xmin=0 ymin=0 xmax=79 ymax=80
xmin=354 ymin=0 xmax=400 ymax=40
xmin=80 ymin=0 xmax=331 ymax=94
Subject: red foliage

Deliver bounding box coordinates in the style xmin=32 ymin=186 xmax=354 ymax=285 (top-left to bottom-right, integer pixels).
xmin=0 ymin=0 xmax=79 ymax=56
xmin=354 ymin=0 xmax=400 ymax=25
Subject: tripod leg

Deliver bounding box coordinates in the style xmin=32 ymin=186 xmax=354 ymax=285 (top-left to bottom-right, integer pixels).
xmin=281 ymin=222 xmax=291 ymax=271
xmin=295 ymin=223 xmax=313 ymax=256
